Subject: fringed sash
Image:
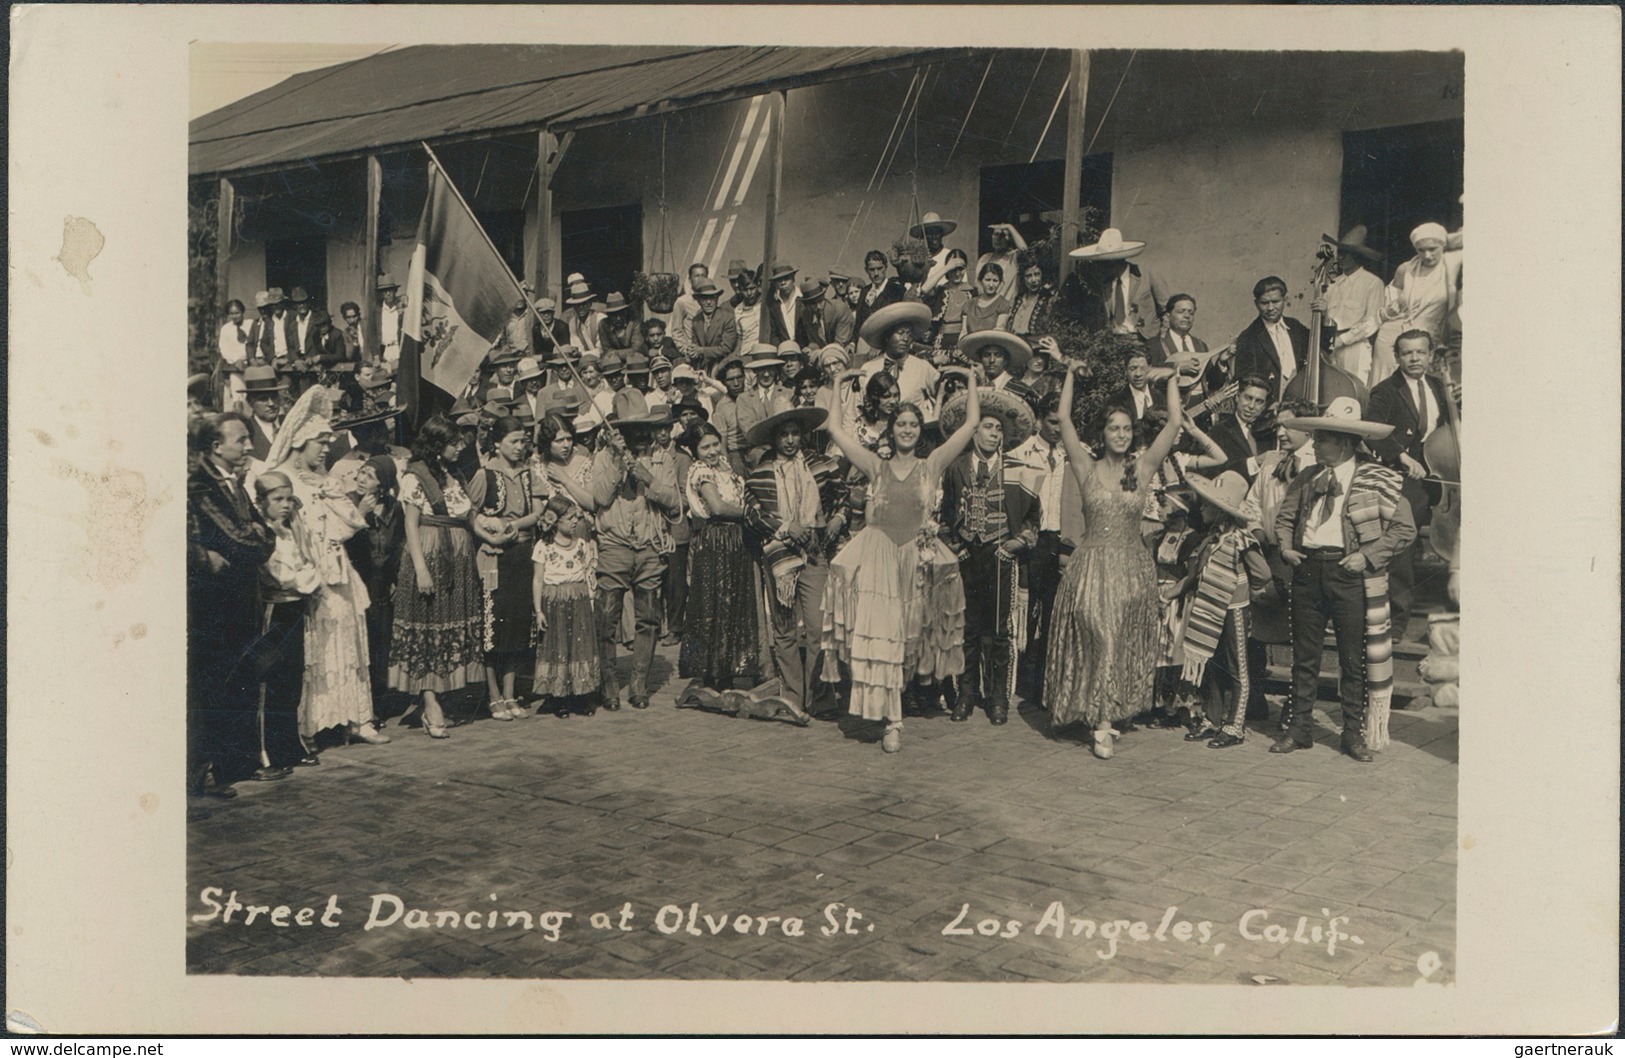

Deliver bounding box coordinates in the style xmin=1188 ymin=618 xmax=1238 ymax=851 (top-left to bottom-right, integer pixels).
xmin=1179 ymin=528 xmax=1250 ymax=686
xmin=1347 ymin=461 xmax=1404 ymax=749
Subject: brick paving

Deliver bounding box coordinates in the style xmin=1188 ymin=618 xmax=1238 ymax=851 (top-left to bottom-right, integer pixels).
xmin=188 ymin=628 xmax=1457 ymax=985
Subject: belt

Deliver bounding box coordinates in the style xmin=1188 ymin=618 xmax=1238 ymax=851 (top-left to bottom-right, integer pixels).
xmin=1302 ymin=547 xmax=1346 ymax=560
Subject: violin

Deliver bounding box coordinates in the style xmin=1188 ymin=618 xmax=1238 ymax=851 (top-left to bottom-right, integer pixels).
xmin=1281 ymin=243 xmax=1370 ymax=411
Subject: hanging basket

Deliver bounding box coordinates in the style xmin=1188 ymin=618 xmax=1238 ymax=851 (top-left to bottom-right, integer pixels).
xmin=632 ymin=271 xmax=682 ymax=315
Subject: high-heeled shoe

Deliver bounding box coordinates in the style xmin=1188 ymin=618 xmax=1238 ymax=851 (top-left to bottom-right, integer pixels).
xmin=1092 ymin=729 xmax=1119 ymax=759
xmin=423 ymin=704 xmax=450 ymax=739
xmin=350 ymin=722 xmax=391 ymax=745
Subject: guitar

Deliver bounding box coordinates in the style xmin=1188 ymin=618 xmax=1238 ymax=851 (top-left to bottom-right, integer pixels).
xmin=1183 ymin=379 xmax=1241 ymax=420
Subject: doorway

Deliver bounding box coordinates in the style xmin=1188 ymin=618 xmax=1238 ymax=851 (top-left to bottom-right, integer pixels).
xmin=264 ymin=236 xmax=329 ymax=310
xmin=979 ymin=154 xmax=1114 ymax=265
xmin=1340 ymin=119 xmax=1464 ymax=280
xmin=560 ymin=203 xmax=644 ymax=300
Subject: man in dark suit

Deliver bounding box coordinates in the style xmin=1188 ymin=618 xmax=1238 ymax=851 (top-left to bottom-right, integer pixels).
xmin=1208 ymin=375 xmax=1278 ymax=483
xmin=240 ymin=365 xmax=286 ymax=463
xmin=188 ymin=413 xmax=275 ymax=795
xmin=1154 ymin=293 xmax=1210 ymax=365
xmin=793 ymin=277 xmax=835 ymax=349
xmin=1366 ymin=329 xmax=1451 ymax=642
xmin=939 ymin=393 xmax=1041 ymax=726
xmin=530 ymin=298 xmax=572 ymax=359
xmin=1232 ymin=276 xmax=1310 ymax=404
xmin=1109 ymin=346 xmax=1162 ymax=427
xmin=853 ymin=249 xmax=906 ymax=351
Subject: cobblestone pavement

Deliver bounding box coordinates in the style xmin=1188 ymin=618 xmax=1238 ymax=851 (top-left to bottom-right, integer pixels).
xmin=188 ymin=632 xmax=1457 ymax=985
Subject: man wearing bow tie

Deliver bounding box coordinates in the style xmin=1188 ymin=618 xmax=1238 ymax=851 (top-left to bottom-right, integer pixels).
xmin=1273 ymin=402 xmax=1414 ymax=762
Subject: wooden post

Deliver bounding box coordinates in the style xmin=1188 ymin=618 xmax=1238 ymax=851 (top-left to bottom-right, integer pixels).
xmin=531 ymin=129 xmax=573 ymax=306
xmin=759 ymin=90 xmax=786 ymax=342
xmin=363 ymin=154 xmax=382 ymax=362
xmin=1058 ymin=50 xmax=1091 ymax=288
xmin=214 ymin=177 xmax=234 ymax=317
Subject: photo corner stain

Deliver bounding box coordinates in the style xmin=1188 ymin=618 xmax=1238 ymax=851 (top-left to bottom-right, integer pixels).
xmin=54 ymin=215 xmax=105 ymax=295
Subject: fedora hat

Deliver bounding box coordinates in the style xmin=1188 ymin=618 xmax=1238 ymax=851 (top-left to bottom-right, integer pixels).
xmin=359 ymin=364 xmax=396 ymax=390
xmin=798 ymin=276 xmax=827 ymax=299
xmin=939 ymin=388 xmax=1035 ymax=451
xmin=601 ymin=292 xmax=632 ymax=314
xmin=608 ymin=388 xmax=672 ymax=429
xmin=1322 ymin=225 xmax=1383 ymax=263
xmin=744 ymin=406 xmax=829 ymax=450
xmin=253 ymin=290 xmax=272 ymax=309
xmin=488 ymin=349 xmax=523 ymax=369
xmin=767 ymin=263 xmax=798 ymax=282
xmin=539 ymin=389 xmax=584 ymax=418
xmin=624 ymin=353 xmax=652 ymax=375
xmin=671 ymin=364 xmax=702 ymax=384
xmin=827 ymin=268 xmax=853 ymax=283
xmin=858 ymin=300 xmax=932 ymax=349
xmin=725 ymin=259 xmax=748 ymax=279
xmin=545 ymin=344 xmax=579 ymax=367
xmin=672 ymin=395 xmax=710 ymax=421
xmin=289 ymin=287 xmax=311 ymax=303
xmin=375 ymin=274 xmax=398 ymax=290
xmin=1287 ymin=396 xmax=1395 ymax=441
xmin=572 ymin=413 xmax=603 ymax=436
xmin=745 ymin=344 xmax=785 ymax=369
xmin=693 ymin=280 xmax=724 ymax=299
xmin=957 ymin=329 xmax=1033 ymax=376
xmin=510 ymin=401 xmax=536 ymax=427
xmin=265 ymin=287 xmax=287 ymax=305
xmin=564 ymin=282 xmax=595 ymax=306
xmin=514 ymin=357 xmax=545 ymax=384
xmin=598 ymin=352 xmax=626 ymax=375
xmin=565 ymin=272 xmax=587 ymax=286
xmin=908 ymin=211 xmax=958 ymax=238
xmin=776 ymin=340 xmax=805 ymax=360
xmin=1185 ymin=471 xmax=1252 ymax=522
xmin=1068 ymin=228 xmax=1145 ymax=262
xmin=242 ymin=364 xmax=287 ymax=393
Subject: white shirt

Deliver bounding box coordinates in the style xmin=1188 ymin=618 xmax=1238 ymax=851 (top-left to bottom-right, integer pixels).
xmin=1302 ymin=457 xmax=1357 ymax=550
xmin=734 ymin=301 xmax=762 ymax=350
xmin=1170 ymin=331 xmax=1198 ymax=355
xmin=670 ymin=292 xmax=701 ymax=355
xmin=1410 ymin=376 xmax=1433 ymax=435
xmin=295 ymin=312 xmax=312 ymax=349
xmin=1128 ymin=385 xmax=1153 ymax=418
xmin=380 ymin=303 xmax=403 ymax=358
xmin=269 ymin=312 xmax=292 ymax=359
xmin=1267 ymin=320 xmax=1298 ymax=387
xmin=1009 ymin=434 xmax=1066 ymax=533
xmin=1324 ymin=268 xmax=1385 ymax=348
xmin=858 ymin=355 xmax=941 ymax=411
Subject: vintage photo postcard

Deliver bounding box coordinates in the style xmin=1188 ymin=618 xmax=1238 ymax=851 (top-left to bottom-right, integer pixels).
xmin=6 ymin=3 xmax=1620 ymax=1037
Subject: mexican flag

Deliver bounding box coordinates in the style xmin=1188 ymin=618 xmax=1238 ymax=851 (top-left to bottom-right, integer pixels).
xmin=400 ymin=160 xmax=515 ymax=427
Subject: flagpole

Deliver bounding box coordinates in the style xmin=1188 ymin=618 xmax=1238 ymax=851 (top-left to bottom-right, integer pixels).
xmin=419 ymin=141 xmax=604 ymax=424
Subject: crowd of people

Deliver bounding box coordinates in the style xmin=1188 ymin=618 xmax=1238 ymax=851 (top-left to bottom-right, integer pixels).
xmin=188 ymin=210 xmax=1463 ymax=801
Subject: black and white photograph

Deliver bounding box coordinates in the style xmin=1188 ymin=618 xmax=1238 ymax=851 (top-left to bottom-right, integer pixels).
xmin=7 ymin=4 xmax=1620 ymax=1036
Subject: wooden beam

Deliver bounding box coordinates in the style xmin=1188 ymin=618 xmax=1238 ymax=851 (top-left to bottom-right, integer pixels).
xmin=362 ymin=154 xmax=382 ymax=363
xmin=531 ymin=129 xmax=572 ymax=304
xmin=1058 ymin=49 xmax=1090 ymax=288
xmin=214 ymin=177 xmax=234 ymax=320
xmin=759 ymin=90 xmax=785 ymax=342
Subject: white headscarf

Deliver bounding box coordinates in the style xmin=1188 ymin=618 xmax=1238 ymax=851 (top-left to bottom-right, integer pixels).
xmin=1409 ymin=222 xmax=1448 ymax=248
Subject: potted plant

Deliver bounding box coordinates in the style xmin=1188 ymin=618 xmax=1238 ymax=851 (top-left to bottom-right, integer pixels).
xmin=890 ymin=235 xmax=932 ymax=285
xmin=631 ymin=270 xmax=682 ymax=315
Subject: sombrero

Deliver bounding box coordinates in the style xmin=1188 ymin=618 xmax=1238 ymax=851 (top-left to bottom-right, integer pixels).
xmin=908 ymin=211 xmax=958 ymax=238
xmin=1287 ymin=396 xmax=1395 ymax=441
xmin=607 ymin=388 xmax=672 ymax=429
xmin=858 ymin=300 xmax=932 ymax=349
xmin=938 ymin=388 xmax=1036 ymax=451
xmin=956 ymin=330 xmax=1033 ymax=376
xmin=333 ymin=400 xmax=402 ymax=432
xmin=1068 ymin=228 xmax=1145 ymax=262
xmin=1322 ymin=225 xmax=1383 ymax=263
xmin=744 ymin=406 xmax=828 ymax=450
xmin=1185 ymin=471 xmax=1252 ymax=521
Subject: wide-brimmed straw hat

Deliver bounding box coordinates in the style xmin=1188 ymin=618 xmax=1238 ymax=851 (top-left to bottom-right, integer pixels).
xmin=601 ymin=292 xmax=632 ymax=314
xmin=1185 ymin=471 xmax=1252 ymax=521
xmin=744 ymin=406 xmax=828 ymax=450
xmin=938 ymin=388 xmax=1036 ymax=451
xmin=1288 ymin=396 xmax=1395 ymax=441
xmin=957 ymin=330 xmax=1033 ymax=376
xmin=858 ymin=300 xmax=932 ymax=349
xmin=744 ymin=344 xmax=785 ymax=369
xmin=908 ymin=211 xmax=958 ymax=238
xmin=514 ymin=357 xmax=545 ymax=384
xmin=1322 ymin=225 xmax=1383 ymax=263
xmin=564 ymin=282 xmax=595 ymax=306
xmin=1068 ymin=228 xmax=1145 ymax=262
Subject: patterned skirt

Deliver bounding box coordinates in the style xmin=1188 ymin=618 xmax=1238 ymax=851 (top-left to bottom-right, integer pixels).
xmin=481 ymin=539 xmax=535 ymax=657
xmin=1045 ymin=542 xmax=1160 ymax=728
xmin=388 ymin=521 xmax=483 ymax=694
xmin=534 ymin=581 xmax=600 ymax=697
xmin=679 ymin=520 xmax=760 ymax=685
xmin=301 ymin=571 xmax=373 ymax=737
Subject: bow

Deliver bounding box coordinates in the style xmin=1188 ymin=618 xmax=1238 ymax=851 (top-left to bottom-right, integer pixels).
xmin=1310 ymin=468 xmax=1342 ymax=525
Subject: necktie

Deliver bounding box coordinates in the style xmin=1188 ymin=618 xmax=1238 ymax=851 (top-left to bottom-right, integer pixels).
xmin=1182 ymin=334 xmax=1193 ymax=354
xmin=1415 ymin=380 xmax=1430 ymax=433
xmin=1114 ymin=278 xmax=1128 ymax=326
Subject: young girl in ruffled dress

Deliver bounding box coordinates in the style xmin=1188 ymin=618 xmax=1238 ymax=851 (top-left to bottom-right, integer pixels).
xmin=532 ymin=495 xmax=601 ymax=718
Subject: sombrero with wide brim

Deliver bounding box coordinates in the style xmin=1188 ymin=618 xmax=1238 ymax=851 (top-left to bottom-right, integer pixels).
xmin=743 ymin=406 xmax=829 ymax=450
xmin=1068 ymin=228 xmax=1145 ymax=262
xmin=956 ymin=330 xmax=1033 ymax=376
xmin=1288 ymin=396 xmax=1395 ymax=441
xmin=333 ymin=403 xmax=403 ymax=431
xmin=858 ymin=300 xmax=932 ymax=349
xmin=908 ymin=211 xmax=958 ymax=238
xmin=938 ymin=388 xmax=1036 ymax=451
xmin=1185 ymin=471 xmax=1252 ymax=522
xmin=1321 ymin=225 xmax=1383 ymax=263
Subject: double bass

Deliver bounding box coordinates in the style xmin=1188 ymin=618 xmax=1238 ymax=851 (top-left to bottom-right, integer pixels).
xmin=1423 ymin=345 xmax=1462 ymax=602
xmin=1282 ymin=242 xmax=1370 ymax=410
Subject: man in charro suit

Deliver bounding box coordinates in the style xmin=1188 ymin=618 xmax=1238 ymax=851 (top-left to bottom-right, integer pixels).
xmin=1365 ymin=328 xmax=1453 ymax=642
xmin=938 ymin=388 xmax=1042 ymax=727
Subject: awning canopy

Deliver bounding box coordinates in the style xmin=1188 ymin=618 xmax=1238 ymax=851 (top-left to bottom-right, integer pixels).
xmin=189 ymin=44 xmax=950 ymax=177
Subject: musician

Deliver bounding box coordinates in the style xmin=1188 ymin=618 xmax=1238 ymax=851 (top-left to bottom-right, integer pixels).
xmin=1273 ymin=398 xmax=1413 ymax=763
xmin=1153 ymin=293 xmax=1209 ymax=366
xmin=1313 ymin=228 xmax=1386 ymax=384
xmin=1109 ymin=347 xmax=1163 ymax=426
xmin=1232 ymin=276 xmax=1309 ymax=404
xmin=1366 ymin=329 xmax=1451 ymax=642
